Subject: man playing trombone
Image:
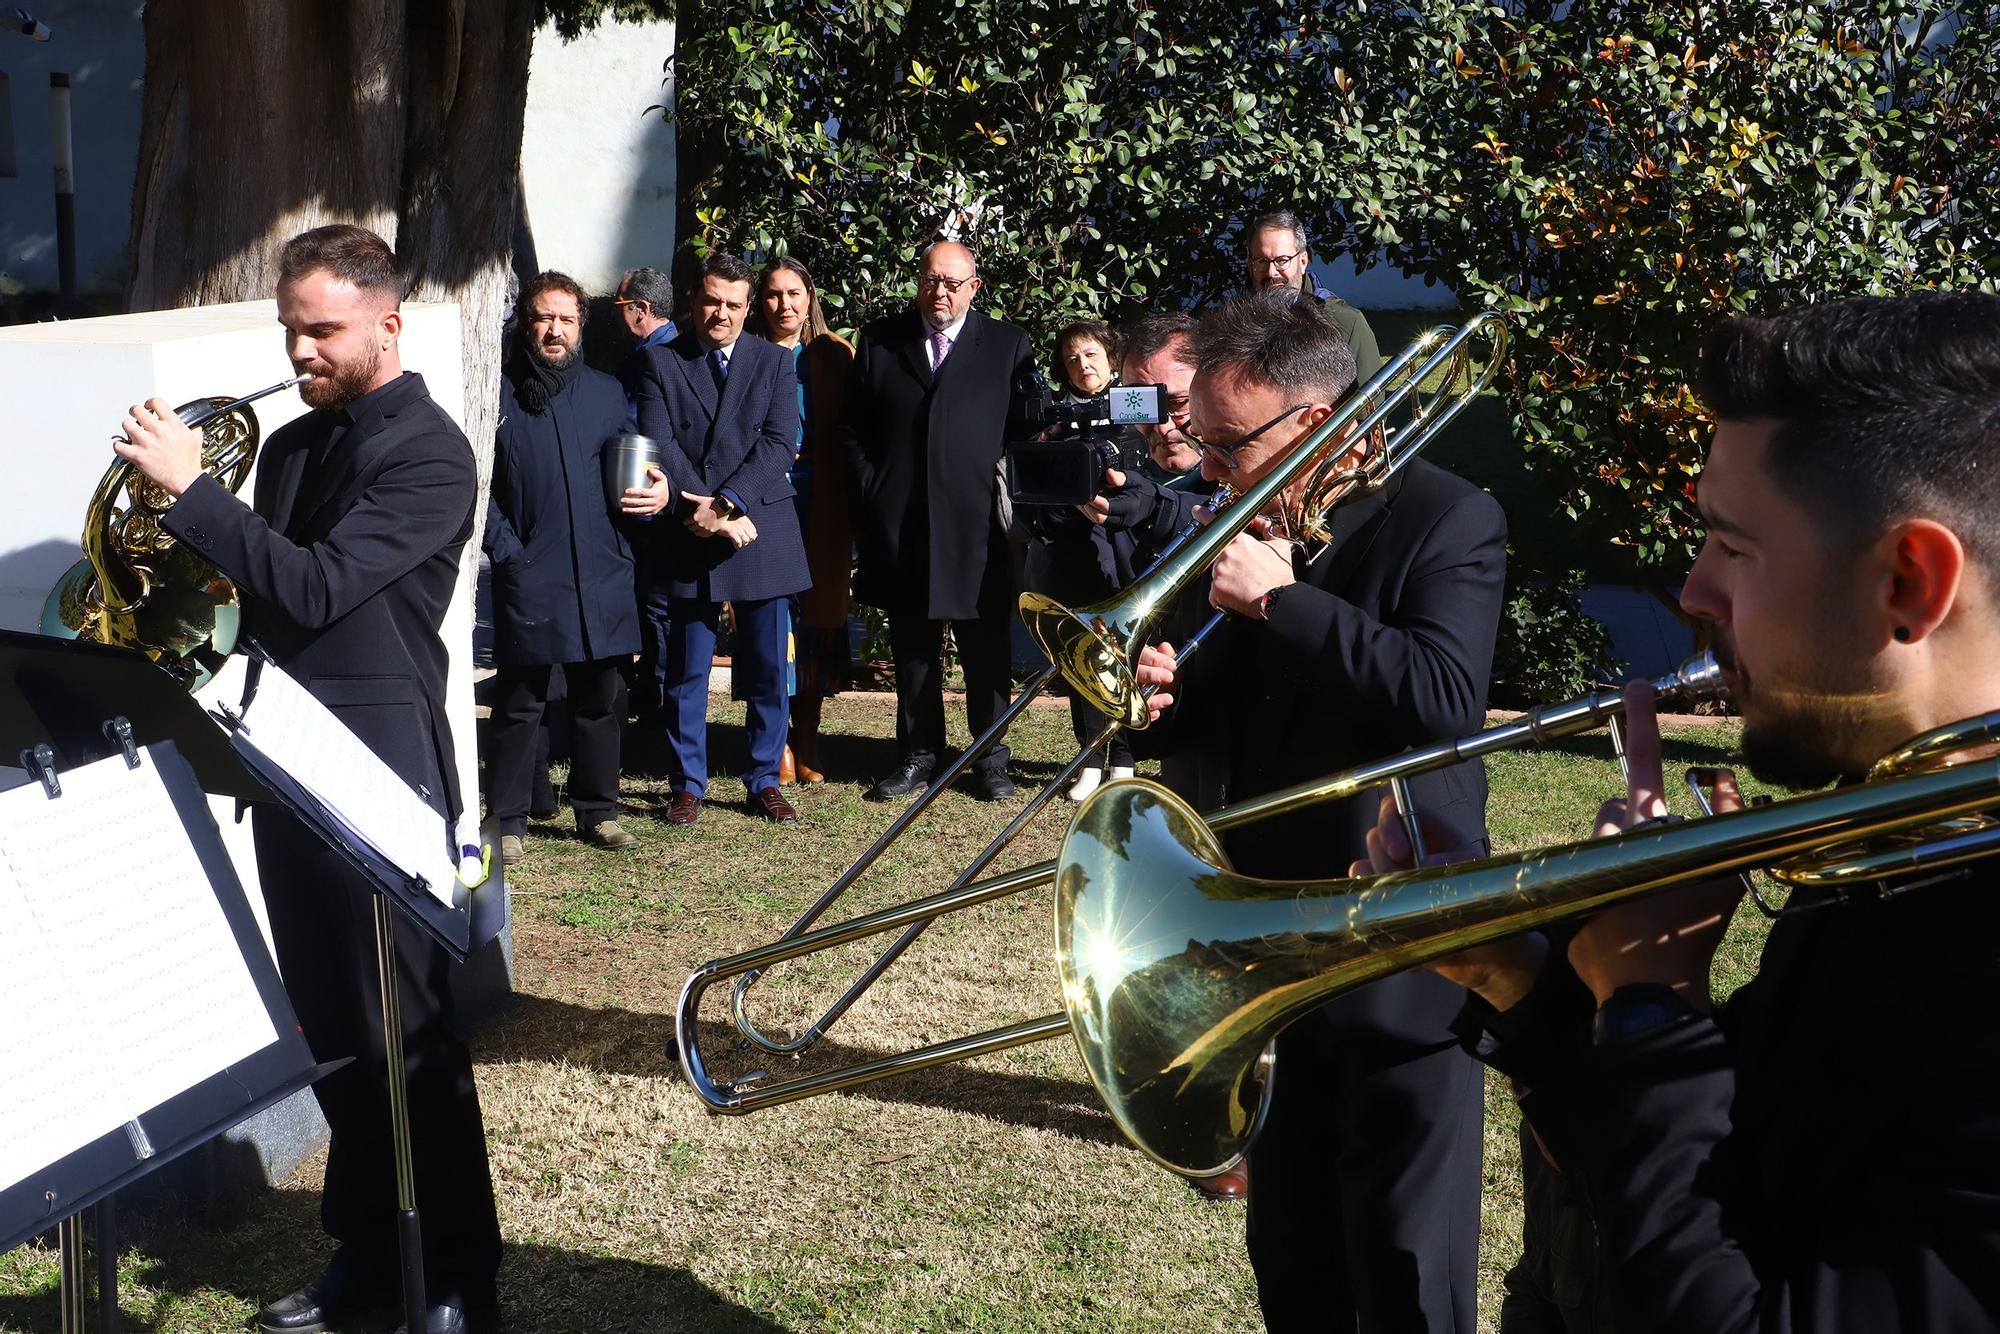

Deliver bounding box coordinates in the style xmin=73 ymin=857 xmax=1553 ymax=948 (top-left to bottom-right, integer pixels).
xmin=1132 ymin=290 xmax=1508 ymax=1330
xmin=1359 ymin=292 xmax=2000 ymax=1332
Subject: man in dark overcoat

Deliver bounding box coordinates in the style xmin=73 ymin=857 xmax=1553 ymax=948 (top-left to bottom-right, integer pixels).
xmin=483 ymin=271 xmax=649 ymax=861
xmin=631 ymin=251 xmax=807 ymax=825
xmin=838 ymin=240 xmax=1035 ymax=802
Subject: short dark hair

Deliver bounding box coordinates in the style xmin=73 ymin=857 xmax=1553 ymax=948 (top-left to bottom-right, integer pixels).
xmin=517 ymin=270 xmax=589 ymax=331
xmin=619 ymin=266 xmax=673 ymax=314
xmin=1118 ymin=312 xmax=1199 ymax=373
xmin=278 ymin=224 xmax=405 ymax=303
xmin=1698 ymin=291 xmax=2000 ymax=576
xmin=1192 ymin=290 xmax=1357 ymax=404
xmin=1246 ymin=209 xmax=1308 ymax=253
xmin=1052 ymin=318 xmax=1116 ymax=388
xmin=700 ymin=252 xmax=755 ymax=290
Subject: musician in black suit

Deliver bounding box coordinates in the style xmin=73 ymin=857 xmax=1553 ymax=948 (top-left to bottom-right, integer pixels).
xmin=1359 ymin=291 xmax=2000 ymax=1334
xmin=839 ymin=240 xmax=1035 ymax=802
xmin=631 ymin=251 xmax=807 ymax=826
xmin=1131 ymin=291 xmax=1505 ymax=1331
xmin=118 ymin=224 xmax=500 ymax=1334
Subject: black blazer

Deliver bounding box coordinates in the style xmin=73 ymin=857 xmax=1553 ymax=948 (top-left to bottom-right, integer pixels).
xmin=1134 ymin=457 xmax=1508 ymax=1048
xmin=484 ymin=365 xmax=641 ymax=666
xmin=839 ymin=308 xmax=1034 ymax=620
xmin=162 ymin=372 xmax=475 ymax=821
xmin=1482 ymin=866 xmax=2000 ymax=1333
xmin=632 ymin=331 xmax=807 ymax=604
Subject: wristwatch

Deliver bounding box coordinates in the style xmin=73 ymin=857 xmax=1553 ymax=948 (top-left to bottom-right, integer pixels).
xmin=1257 ymin=585 xmax=1286 ymax=621
xmin=1591 ymin=982 xmax=1698 ymax=1046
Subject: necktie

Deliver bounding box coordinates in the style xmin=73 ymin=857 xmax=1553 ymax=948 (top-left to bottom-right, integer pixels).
xmin=713 ymin=347 xmax=730 ymax=386
xmin=930 ymin=329 xmax=952 ymax=372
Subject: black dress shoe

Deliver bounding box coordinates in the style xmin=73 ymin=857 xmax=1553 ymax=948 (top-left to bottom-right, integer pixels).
xmin=865 ymin=754 xmax=936 ymax=802
xmin=257 ymin=1259 xmax=387 ymax=1332
xmin=962 ymin=767 xmax=1016 ymax=802
xmin=395 ymin=1302 xmax=503 ymax=1334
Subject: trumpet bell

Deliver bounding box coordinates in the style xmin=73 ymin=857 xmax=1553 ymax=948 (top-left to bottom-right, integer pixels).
xmin=1056 ymin=778 xmax=1278 ymax=1176
xmin=1020 ymin=590 xmax=1153 ymax=730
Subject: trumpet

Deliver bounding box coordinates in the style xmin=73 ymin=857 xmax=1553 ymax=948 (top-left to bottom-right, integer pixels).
xmin=674 ymin=651 xmax=1721 ymax=1113
xmin=1054 ymin=712 xmax=2000 ymax=1178
xmin=718 ymin=317 xmax=1506 ymax=1064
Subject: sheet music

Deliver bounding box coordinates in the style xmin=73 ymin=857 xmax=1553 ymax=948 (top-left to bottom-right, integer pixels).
xmin=232 ymin=663 xmax=461 ymax=907
xmin=0 ymin=753 xmax=279 ymax=1193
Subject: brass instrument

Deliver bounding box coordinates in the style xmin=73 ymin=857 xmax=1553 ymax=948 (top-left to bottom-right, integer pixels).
xmin=713 ymin=318 xmax=1506 ymax=1068
xmin=1023 ymin=312 xmax=1508 ymax=728
xmin=674 ymin=649 xmax=1719 ymax=1114
xmin=43 ymin=376 xmax=309 ymax=687
xmin=1054 ymin=713 xmax=2000 ymax=1178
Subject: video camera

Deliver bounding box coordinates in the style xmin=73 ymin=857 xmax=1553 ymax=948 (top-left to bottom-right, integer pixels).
xmin=1004 ymin=375 xmax=1168 ymax=507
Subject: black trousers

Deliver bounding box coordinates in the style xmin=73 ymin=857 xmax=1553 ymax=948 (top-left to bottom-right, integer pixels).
xmin=888 ymin=609 xmax=1013 ymax=773
xmin=1244 ymin=987 xmax=1484 ymax=1333
xmin=253 ymin=810 xmax=502 ymax=1310
xmin=1067 ymin=688 xmax=1134 ymax=768
xmin=485 ymin=657 xmax=626 ymax=833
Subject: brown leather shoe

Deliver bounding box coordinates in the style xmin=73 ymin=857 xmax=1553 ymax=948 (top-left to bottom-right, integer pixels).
xmin=795 ymin=757 xmax=827 ymax=785
xmin=1190 ymin=1164 xmax=1248 ymax=1201
xmin=779 ymin=745 xmax=797 ymax=785
xmin=663 ymin=791 xmax=702 ymax=826
xmin=581 ymin=819 xmax=638 ymax=851
xmin=749 ymin=786 xmax=799 ymax=824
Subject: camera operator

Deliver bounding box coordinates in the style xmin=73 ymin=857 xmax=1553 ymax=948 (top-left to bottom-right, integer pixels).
xmin=1021 ymin=320 xmax=1142 ymax=800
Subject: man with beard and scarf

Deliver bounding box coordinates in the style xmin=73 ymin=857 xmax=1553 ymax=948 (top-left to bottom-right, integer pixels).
xmin=115 ymin=223 xmax=503 ymax=1334
xmin=1352 ymin=291 xmax=2000 ymax=1334
xmin=482 ymin=270 xmax=661 ymax=862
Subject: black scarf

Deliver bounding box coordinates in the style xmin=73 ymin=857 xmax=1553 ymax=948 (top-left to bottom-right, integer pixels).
xmin=509 ymin=340 xmax=582 ymax=414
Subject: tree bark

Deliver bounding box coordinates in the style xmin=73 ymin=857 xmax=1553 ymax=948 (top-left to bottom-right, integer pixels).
xmin=128 ymin=0 xmax=538 ymax=841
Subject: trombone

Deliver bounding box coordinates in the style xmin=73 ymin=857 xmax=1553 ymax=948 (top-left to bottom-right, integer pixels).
xmin=674 ymin=650 xmax=1721 ymax=1113
xmin=720 ymin=314 xmax=1507 ymax=1061
xmin=1055 ymin=709 xmax=2000 ymax=1178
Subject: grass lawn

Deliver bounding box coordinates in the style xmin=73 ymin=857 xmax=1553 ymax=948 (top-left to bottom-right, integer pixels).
xmin=0 ymin=690 xmax=1770 ymax=1333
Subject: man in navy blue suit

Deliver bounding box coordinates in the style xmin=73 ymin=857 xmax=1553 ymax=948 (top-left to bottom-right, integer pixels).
xmin=631 ymin=252 xmax=807 ymax=825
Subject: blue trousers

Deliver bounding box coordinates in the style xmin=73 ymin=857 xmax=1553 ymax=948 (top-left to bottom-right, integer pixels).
xmin=665 ymin=595 xmax=789 ymax=797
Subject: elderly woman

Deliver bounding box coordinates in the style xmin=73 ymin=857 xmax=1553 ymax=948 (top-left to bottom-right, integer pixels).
xmin=748 ymin=257 xmax=855 ymax=783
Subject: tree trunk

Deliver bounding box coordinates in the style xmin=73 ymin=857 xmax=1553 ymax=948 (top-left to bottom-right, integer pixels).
xmin=127 ymin=0 xmax=537 ymax=840
xmin=127 ymin=0 xmax=535 ymax=507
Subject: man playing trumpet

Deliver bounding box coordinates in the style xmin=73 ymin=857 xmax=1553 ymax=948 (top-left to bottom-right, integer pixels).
xmin=1360 ymin=291 xmax=2000 ymax=1332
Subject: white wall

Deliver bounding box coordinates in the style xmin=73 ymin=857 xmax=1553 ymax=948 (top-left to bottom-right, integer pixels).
xmin=0 ymin=0 xmax=144 ymax=293
xmin=518 ymin=14 xmax=677 ymax=294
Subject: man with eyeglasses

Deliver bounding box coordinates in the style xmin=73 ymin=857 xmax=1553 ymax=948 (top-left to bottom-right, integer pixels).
xmin=615 ymin=264 xmax=682 ymax=724
xmin=840 ymin=240 xmax=1035 ymax=803
xmin=1129 ymin=290 xmax=1507 ymax=1331
xmin=1244 ymin=209 xmax=1383 ymax=383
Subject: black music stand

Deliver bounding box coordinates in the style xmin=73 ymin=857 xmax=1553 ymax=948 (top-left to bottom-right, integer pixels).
xmin=0 ymin=738 xmax=332 ymax=1334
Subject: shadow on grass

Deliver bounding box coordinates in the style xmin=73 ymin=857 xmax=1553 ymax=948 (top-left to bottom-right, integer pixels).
xmin=477 ymin=995 xmax=1120 ymax=1149
xmin=0 ymin=1187 xmax=787 ymax=1334
xmin=1522 ymin=728 xmax=1739 ymax=769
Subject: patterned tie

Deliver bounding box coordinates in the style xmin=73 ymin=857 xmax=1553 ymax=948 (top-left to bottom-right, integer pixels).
xmin=930 ymin=329 xmax=952 ymax=372
xmin=713 ymin=347 xmax=730 ymax=385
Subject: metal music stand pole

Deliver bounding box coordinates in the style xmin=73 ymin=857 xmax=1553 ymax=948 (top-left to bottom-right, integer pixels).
xmin=373 ymin=893 xmax=426 ymax=1331
xmin=58 ymin=1213 xmax=84 ymax=1333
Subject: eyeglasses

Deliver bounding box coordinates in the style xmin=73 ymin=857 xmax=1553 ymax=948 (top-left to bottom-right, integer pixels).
xmin=918 ymin=273 xmax=975 ymax=293
xmin=1182 ymin=403 xmax=1312 ymax=469
xmin=1251 ymin=251 xmax=1305 ymax=271
xmin=613 ymin=298 xmax=648 ymax=311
